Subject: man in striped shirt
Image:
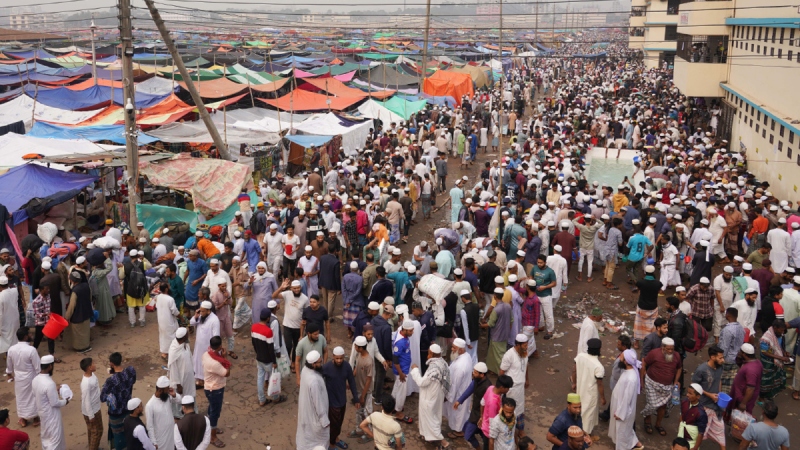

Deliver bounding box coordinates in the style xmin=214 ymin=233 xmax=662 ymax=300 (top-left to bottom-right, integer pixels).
xmin=251 ymin=309 xmax=284 ymax=406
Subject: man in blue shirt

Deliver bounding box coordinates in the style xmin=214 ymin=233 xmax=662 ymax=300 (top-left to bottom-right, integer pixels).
xmin=547 ymin=394 xmax=587 ymax=450
xmin=411 ymin=302 xmax=436 ymax=374
xmin=322 ymin=346 xmax=360 ymax=450
xmin=241 ymin=230 xmax=262 ymax=273
xmin=392 ymin=320 xmax=414 ymax=422
xmin=531 ymin=255 xmax=558 ymax=339
xmin=626 ymin=222 xmax=653 ymax=286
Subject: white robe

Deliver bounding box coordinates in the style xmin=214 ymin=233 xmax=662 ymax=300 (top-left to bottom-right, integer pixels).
xmin=6 ymin=342 xmax=40 ymax=420
xmin=659 ymin=244 xmax=681 ymax=288
xmin=0 ymin=288 xmax=20 ymax=353
xmin=394 ymin=320 xmax=422 ymax=394
xmin=296 ymin=368 xmax=330 ymax=449
xmin=577 ymin=317 xmax=599 ymax=356
xmin=767 ymin=228 xmax=791 ymax=273
xmin=444 ymin=353 xmax=473 ymax=432
xmin=574 ymin=352 xmax=604 ymax=434
xmin=546 ymin=254 xmax=568 ymax=303
xmin=500 ymin=348 xmax=528 ymax=416
xmin=459 ymin=309 xmax=478 ymax=365
xmin=410 ymin=364 xmax=447 ymax=441
xmin=145 ymin=394 xmax=183 ymax=450
xmin=31 ymin=373 xmax=67 ymax=450
xmin=201 ymin=269 xmax=231 ymax=299
xmin=609 ymin=369 xmax=639 ymax=450
xmin=790 ymin=231 xmax=800 ymax=266
xmin=189 ymin=313 xmax=220 ymax=381
xmin=156 ymin=294 xmax=180 ymax=354
xmin=167 ymin=339 xmax=196 ymax=415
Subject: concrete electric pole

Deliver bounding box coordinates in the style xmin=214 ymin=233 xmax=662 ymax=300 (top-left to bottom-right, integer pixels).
xmin=119 ymin=0 xmax=139 ymax=224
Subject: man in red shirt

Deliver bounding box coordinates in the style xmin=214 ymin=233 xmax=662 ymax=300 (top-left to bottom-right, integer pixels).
xmin=0 ymin=408 xmax=29 ymax=449
xmin=640 ymin=337 xmax=682 ymax=436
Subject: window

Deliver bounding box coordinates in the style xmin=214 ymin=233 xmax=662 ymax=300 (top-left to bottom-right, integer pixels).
xmin=770 ymin=135 xmax=774 ymax=144
xmin=771 ymin=120 xmax=775 ymax=131
xmin=665 ymin=26 xmax=678 ymax=41
xmin=781 ymin=125 xmax=785 ymax=137
xmin=791 ymin=133 xmax=796 ymax=144
xmin=779 ymin=141 xmax=784 ymax=151
xmin=757 ymin=45 xmax=761 ymax=53
xmin=789 ymin=147 xmax=793 ymax=159
xmin=757 ymin=111 xmax=761 ymax=121
xmin=772 ymin=28 xmax=777 ymax=43
xmin=780 ymin=29 xmax=785 ymax=44
xmin=779 ymin=49 xmax=782 ymax=59
xmin=789 ymin=50 xmax=794 ymax=61
xmin=758 ymin=27 xmax=762 ymax=41
xmin=756 ymin=124 xmax=760 ymax=133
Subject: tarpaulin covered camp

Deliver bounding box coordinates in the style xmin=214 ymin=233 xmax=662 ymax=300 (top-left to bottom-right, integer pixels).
xmin=23 ymin=84 xmax=170 ymax=110
xmin=422 ymin=70 xmax=473 ymax=105
xmin=449 ymin=65 xmax=490 ymax=88
xmin=0 ymin=163 xmax=97 ymax=224
xmin=138 ymin=153 xmax=254 ymax=216
xmin=293 ymin=112 xmax=372 ymax=155
xmin=0 ymin=95 xmax=105 ymax=130
xmin=259 ymin=89 xmax=363 ymax=112
xmin=0 ymin=133 xmax=121 ymax=168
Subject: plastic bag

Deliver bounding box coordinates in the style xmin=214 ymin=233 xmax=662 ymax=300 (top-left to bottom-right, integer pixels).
xmin=276 ymin=354 xmax=291 ymax=378
xmin=267 ymin=370 xmax=281 ymax=397
xmin=25 ymin=302 xmax=35 ymax=328
xmin=417 ymin=274 xmax=455 ymax=302
xmin=671 ymin=384 xmax=681 ymax=405
xmin=37 ymin=222 xmax=58 ymax=245
xmin=730 ymin=409 xmax=755 ymax=441
xmin=232 ymin=298 xmax=252 ymax=330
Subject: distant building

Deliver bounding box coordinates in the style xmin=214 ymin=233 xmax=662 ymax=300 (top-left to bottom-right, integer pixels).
xmin=476 ymin=5 xmax=501 ymax=16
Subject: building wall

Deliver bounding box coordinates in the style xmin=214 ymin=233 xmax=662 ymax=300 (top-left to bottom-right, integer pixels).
xmin=673 ymin=58 xmax=726 ymax=97
xmin=676 ymin=1 xmax=733 ymax=36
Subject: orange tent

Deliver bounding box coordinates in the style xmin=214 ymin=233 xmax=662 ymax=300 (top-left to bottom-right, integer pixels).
xmin=301 ymin=77 xmax=395 ymax=100
xmin=178 ymin=77 xmax=248 ymax=99
xmin=422 ymin=70 xmax=473 ymax=105
xmin=258 ymin=89 xmax=362 ymax=112
xmin=248 ymin=77 xmax=290 ymax=93
xmin=78 ymin=94 xmax=196 ymax=126
xmin=66 ymin=78 xmax=123 ymax=90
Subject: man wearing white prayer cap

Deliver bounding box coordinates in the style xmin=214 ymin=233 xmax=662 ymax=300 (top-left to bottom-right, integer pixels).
xmin=323 ymin=346 xmax=357 ymax=449
xmin=499 ymin=333 xmax=530 ymax=420
xmin=410 ymin=342 xmax=451 ymax=445
xmin=640 ymin=336 xmax=681 ymax=434
xmin=174 ymin=395 xmax=212 ymax=450
xmin=444 ymin=337 xmax=473 ymax=433
xmin=168 ymin=327 xmax=195 ymax=414
xmin=245 ymin=259 xmax=278 ymax=325
xmin=297 ymin=349 xmax=330 ymax=449
xmin=31 ymin=353 xmax=68 ymax=450
xmin=201 ymin=255 xmax=231 ymax=299
xmin=391 ymin=320 xmax=415 ymax=418
xmin=189 ymin=300 xmax=220 ymax=386
xmin=458 ymin=289 xmax=481 ymax=365
xmin=145 ymin=375 xmax=182 ymax=450
xmin=124 ymin=398 xmax=157 ymax=450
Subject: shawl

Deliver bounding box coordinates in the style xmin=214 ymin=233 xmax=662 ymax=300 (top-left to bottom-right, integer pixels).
xmin=761 ymin=327 xmax=784 ymax=368
xmin=425 ymin=356 xmax=451 ymax=395
xmin=207 ymin=347 xmax=232 ymax=370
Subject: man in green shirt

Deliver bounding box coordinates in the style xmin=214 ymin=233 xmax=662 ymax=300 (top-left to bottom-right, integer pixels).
xmin=531 ymin=255 xmax=557 ymax=339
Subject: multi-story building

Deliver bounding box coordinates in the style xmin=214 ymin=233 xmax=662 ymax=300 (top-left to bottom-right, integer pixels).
xmin=628 ymin=0 xmax=682 ymax=68
xmin=669 ymin=0 xmax=800 ymax=201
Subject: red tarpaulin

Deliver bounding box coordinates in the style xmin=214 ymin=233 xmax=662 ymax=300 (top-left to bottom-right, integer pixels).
xmin=258 ymin=89 xmax=362 ymax=112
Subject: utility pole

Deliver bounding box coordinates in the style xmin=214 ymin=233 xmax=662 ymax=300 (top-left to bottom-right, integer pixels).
xmin=421 ymin=0 xmax=431 ymax=82
xmin=534 ymin=0 xmax=539 ymax=44
xmin=119 ymin=0 xmax=139 ymax=224
xmin=90 ymin=13 xmax=97 ymax=85
xmin=496 ymin=0 xmax=503 ymax=94
xmin=142 ymin=0 xmax=230 ymax=160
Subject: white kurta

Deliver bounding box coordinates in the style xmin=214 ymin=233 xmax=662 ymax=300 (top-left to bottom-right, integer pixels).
xmin=410 ymin=364 xmax=447 ymax=441
xmin=499 ymin=348 xmax=528 ymax=416
xmin=189 ymin=313 xmax=220 ymax=381
xmin=145 ymin=394 xmax=183 ymax=450
xmin=444 ymin=352 xmax=473 ymax=431
xmin=608 ymin=369 xmax=640 ymax=450
xmin=767 ymin=228 xmax=791 ymax=273
xmin=459 ymin=309 xmax=478 ymax=365
xmin=6 ymin=342 xmax=40 ymax=420
xmin=574 ymin=352 xmax=604 ymax=434
xmin=791 ymin=232 xmax=800 ymax=266
xmin=296 ymin=368 xmax=330 ymax=449
xmin=156 ymin=294 xmax=180 ymax=354
xmin=201 ymin=269 xmax=231 ymax=299
xmin=546 ymin=254 xmax=568 ymax=303
xmin=0 ymin=288 xmax=20 ymax=353
xmin=167 ymin=339 xmax=196 ymax=415
xmin=577 ymin=317 xmax=599 ymax=356
xmin=31 ymin=373 xmax=67 ymax=450
xmin=659 ymin=244 xmax=681 ymax=288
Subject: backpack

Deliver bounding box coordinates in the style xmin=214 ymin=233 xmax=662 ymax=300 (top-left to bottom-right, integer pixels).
xmin=249 ymin=212 xmax=265 ymax=235
xmin=682 ymin=317 xmax=709 ymax=354
xmin=126 ymin=262 xmax=148 ymax=299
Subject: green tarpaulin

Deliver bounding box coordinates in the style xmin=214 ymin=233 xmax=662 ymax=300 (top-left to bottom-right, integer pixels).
xmin=381 ymin=96 xmax=427 ymax=120
xmin=310 ymin=63 xmax=361 ymax=76
xmin=136 ymin=192 xmax=258 ymax=236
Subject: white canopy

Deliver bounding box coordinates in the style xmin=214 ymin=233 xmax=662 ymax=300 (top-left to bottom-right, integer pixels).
xmin=357 ymin=100 xmax=404 ymax=131
xmin=0 ymin=95 xmax=105 ymax=130
xmin=0 ymin=133 xmax=121 ymax=168
xmin=292 ymin=112 xmax=373 ymax=155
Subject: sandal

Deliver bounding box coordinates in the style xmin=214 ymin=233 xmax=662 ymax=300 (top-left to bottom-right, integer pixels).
xmin=606 ymin=284 xmax=619 ymax=290
xmin=54 ymin=358 xmax=63 ymax=363
xmin=447 ymin=431 xmax=463 ymax=439
xmin=216 ymin=428 xmax=224 ymax=435
xmin=792 ymin=391 xmax=800 ymax=401
xmin=17 ymin=418 xmax=27 ymax=428
xmin=273 ymin=395 xmax=288 ymax=404
xmin=335 ymin=440 xmax=349 ymax=449
xmin=211 ymin=440 xmax=226 ymax=448
xmin=395 ymin=415 xmax=413 ymax=424
xmin=259 ymin=399 xmax=272 ymax=406
xmin=644 ymin=423 xmax=653 ymax=435
xmin=228 ymin=352 xmax=238 ymax=360
xmin=655 ymin=426 xmax=666 ymax=436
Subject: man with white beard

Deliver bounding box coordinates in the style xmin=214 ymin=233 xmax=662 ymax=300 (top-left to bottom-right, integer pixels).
xmin=640 ymin=338 xmax=682 ymax=436
xmin=297 ymin=350 xmax=330 ymax=449
xmin=410 ymin=343 xmax=451 ymax=447
xmin=167 ymin=328 xmax=195 ymax=418
xmin=201 ymin=259 xmax=231 ymax=299
xmin=144 ymin=376 xmax=182 ymax=450
xmin=6 ymin=328 xmax=40 ymax=427
xmin=189 ymin=301 xmax=220 ymax=387
xmin=499 ymin=334 xmax=530 ymax=435
xmin=767 ymin=218 xmax=791 ymax=273
xmin=608 ymin=349 xmax=642 ymax=450
xmin=32 ymin=355 xmax=68 ymax=450
xmin=444 ymin=339 xmax=473 ymax=437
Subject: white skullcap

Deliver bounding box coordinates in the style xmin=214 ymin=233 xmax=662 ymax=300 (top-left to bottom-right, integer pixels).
xmin=137 ymin=222 xmax=144 ymax=227
xmin=690 ymin=383 xmax=704 ymax=395
xmin=304 ymin=245 xmax=313 ymax=252
xmin=291 ymin=280 xmax=302 ymax=287
xmin=661 ymin=337 xmax=675 ymax=346
xmin=494 ymin=287 xmax=504 ymax=294
xmin=453 ymin=338 xmax=466 ymax=349
xmin=306 ymin=350 xmax=321 ymax=364
xmin=350 ymin=261 xmax=359 ymax=270
xmin=554 ymin=244 xmax=562 ymax=252
xmin=156 ymin=376 xmax=170 ymax=388
xmin=402 ymin=320 xmax=415 ymax=330
xmin=436 ymin=238 xmax=443 ymax=245
xmin=79 ymin=236 xmax=87 ymax=243
xmin=180 ymin=395 xmax=195 ymax=405
xmin=332 ymin=346 xmax=345 ymax=356
xmin=395 ymin=304 xmax=408 ymax=315
xmin=392 ymin=248 xmax=402 ymax=256
xmin=129 ymin=250 xmax=138 ymax=256
xmin=508 ymin=274 xmax=518 ymax=283
xmin=645 ymin=265 xmax=656 ymax=274
xmin=201 ymin=301 xmax=213 ymax=310
xmin=407 ymin=266 xmax=416 ymax=274
xmin=742 ymin=263 xmax=753 ymax=271
xmin=724 ymin=266 xmax=734 ymax=274
xmin=429 ymin=343 xmax=442 ymax=354
xmin=474 ymin=362 xmax=488 ymax=373
xmin=384 ymin=297 xmax=395 ymax=305
xmin=195 ymin=231 xmax=204 ymax=237
xmin=127 ymin=398 xmax=142 ymax=410
xmin=41 ymin=355 xmax=55 ymax=364
xmin=41 ymin=261 xmax=51 ymax=270
xmin=700 ymin=277 xmax=710 ymax=284
xmin=354 ymin=336 xmax=368 ymax=346
xmin=741 ymin=343 xmax=755 ymax=355
xmin=163 ymin=228 xmax=170 ymax=234
xmin=515 ymin=333 xmax=528 ymax=343
xmin=453 ymin=268 xmax=463 ymax=276
xmin=368 ymin=301 xmax=380 ymax=311
xmin=152 ymin=237 xmax=159 ymax=243
xmin=745 ymin=287 xmax=758 ymax=294
xmin=494 ymin=276 xmax=504 ymax=284
xmin=175 ymin=327 xmax=188 ymax=339
xmin=675 ymin=286 xmax=686 ymax=292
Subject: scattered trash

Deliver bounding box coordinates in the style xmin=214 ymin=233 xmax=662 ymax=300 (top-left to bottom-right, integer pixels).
xmin=550 ymin=354 xmax=560 ymax=358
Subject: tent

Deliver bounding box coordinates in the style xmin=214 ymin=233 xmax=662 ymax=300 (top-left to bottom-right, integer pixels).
xmin=136 ymin=192 xmax=258 ymax=236
xmin=0 ymin=95 xmax=105 ymax=130
xmin=0 ymin=163 xmax=98 ymax=225
xmin=301 ymin=77 xmax=395 ymax=100
xmin=292 ymin=113 xmax=372 ymax=155
xmin=27 ymin=122 xmax=160 ymax=145
xmin=78 ymin=94 xmax=196 ymax=127
xmin=259 ymin=89 xmax=363 ymax=112
xmin=380 ymin=96 xmax=427 ymax=120
xmin=177 ymin=77 xmax=249 ymax=99
xmin=0 ymin=133 xmax=121 ymax=168
xmin=138 ymin=153 xmax=254 ymax=216
xmin=145 ymin=119 xmax=282 ymax=146
xmin=357 ymin=65 xmax=420 ymax=88
xmin=22 ymin=84 xmax=170 ymax=110
xmin=357 ymin=100 xmax=404 ymax=130
xmin=422 ymin=70 xmax=473 ymax=105
xmin=450 ymin=65 xmax=490 ymax=88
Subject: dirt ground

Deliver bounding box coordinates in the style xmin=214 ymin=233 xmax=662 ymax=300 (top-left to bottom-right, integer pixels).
xmin=3 ymin=118 xmax=800 ymax=450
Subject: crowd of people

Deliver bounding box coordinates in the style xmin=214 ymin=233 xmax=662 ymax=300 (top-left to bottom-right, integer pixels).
xmin=0 ymin=33 xmax=796 ymax=450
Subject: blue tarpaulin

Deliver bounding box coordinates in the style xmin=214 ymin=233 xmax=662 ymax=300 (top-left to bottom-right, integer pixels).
xmin=136 ymin=191 xmax=258 ymax=236
xmin=0 ymin=73 xmax=77 ymax=86
xmin=27 ymin=122 xmax=160 ymax=145
xmin=285 ymin=135 xmax=334 ymax=147
xmin=0 ymin=164 xmax=97 ymax=224
xmin=22 ymin=85 xmax=170 ymax=110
